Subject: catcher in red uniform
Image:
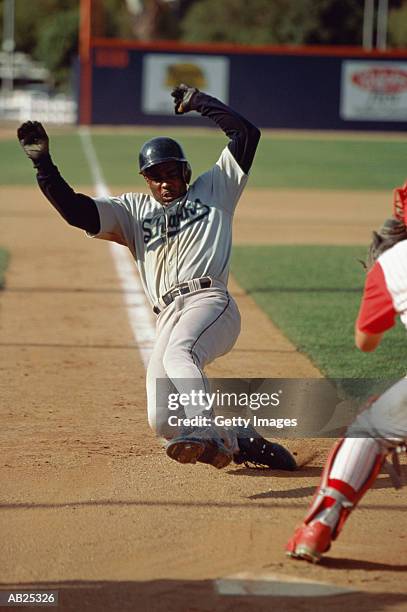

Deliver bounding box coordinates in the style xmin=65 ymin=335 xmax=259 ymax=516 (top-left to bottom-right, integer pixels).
xmin=286 ymin=181 xmax=407 ymax=563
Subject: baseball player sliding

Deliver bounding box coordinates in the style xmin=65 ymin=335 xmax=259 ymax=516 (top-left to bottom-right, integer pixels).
xmin=18 ymin=84 xmax=296 ymax=472
xmin=286 ymin=183 xmax=407 ymax=563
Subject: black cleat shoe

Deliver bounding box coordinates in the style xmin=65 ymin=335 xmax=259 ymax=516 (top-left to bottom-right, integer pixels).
xmin=234 ymin=425 xmax=297 ymax=470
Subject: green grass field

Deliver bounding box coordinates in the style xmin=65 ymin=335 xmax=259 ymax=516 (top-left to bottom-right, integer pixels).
xmin=232 ymin=245 xmax=406 ymax=379
xmin=0 ymin=249 xmax=9 ymax=289
xmin=3 ymin=129 xmax=407 ymax=190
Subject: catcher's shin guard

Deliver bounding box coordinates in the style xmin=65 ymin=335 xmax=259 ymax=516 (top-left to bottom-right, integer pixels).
xmin=286 ymin=438 xmax=386 ymax=563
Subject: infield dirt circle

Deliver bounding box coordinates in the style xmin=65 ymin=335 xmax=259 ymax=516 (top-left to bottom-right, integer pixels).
xmin=0 ymin=182 xmax=406 ymax=611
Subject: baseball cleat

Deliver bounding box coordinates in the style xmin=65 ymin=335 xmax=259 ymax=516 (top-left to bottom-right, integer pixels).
xmin=165 ymin=439 xmax=206 ymax=464
xmin=196 ymin=440 xmax=233 ymax=469
xmin=233 ymin=424 xmax=297 ymax=470
xmin=166 ymin=426 xmax=233 ymax=469
xmin=285 ymin=521 xmax=332 ymax=563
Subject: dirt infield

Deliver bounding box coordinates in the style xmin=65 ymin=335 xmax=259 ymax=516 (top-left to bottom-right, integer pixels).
xmin=1 ymin=185 xmax=406 ymax=611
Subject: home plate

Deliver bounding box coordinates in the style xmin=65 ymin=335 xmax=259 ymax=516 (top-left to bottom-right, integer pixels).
xmin=215 ymin=572 xmax=356 ymax=597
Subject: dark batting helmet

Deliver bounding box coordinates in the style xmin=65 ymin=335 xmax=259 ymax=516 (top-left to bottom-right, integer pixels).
xmin=138 ymin=137 xmax=192 ymax=183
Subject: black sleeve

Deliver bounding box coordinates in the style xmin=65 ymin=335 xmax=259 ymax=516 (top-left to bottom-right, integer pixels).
xmin=34 ymin=154 xmax=100 ymax=234
xmin=192 ymin=92 xmax=261 ymax=174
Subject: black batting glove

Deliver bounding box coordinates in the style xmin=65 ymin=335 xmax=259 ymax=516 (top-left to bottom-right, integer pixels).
xmin=171 ymin=83 xmax=199 ymax=115
xmin=17 ymin=121 xmax=50 ymax=164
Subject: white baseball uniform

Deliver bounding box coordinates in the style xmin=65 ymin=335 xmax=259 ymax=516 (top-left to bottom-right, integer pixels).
xmin=89 ymin=146 xmax=248 ymax=439
xmin=30 ymin=91 xmax=260 ymax=453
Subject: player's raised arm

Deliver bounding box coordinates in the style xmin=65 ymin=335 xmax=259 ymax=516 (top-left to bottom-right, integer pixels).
xmin=17 ymin=121 xmax=100 ymax=234
xmin=171 ymin=84 xmax=260 ymax=174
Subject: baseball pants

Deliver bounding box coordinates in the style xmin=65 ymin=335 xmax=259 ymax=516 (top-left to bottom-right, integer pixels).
xmin=329 ymin=378 xmax=407 ymax=490
xmin=146 ymin=286 xmax=241 ymax=439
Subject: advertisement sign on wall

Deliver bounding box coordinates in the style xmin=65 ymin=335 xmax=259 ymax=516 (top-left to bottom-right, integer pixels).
xmin=141 ymin=54 xmax=229 ymax=115
xmin=340 ymin=60 xmax=407 ymax=121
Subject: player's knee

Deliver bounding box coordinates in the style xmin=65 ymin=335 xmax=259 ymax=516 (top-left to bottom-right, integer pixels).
xmin=147 ymin=410 xmax=172 ymax=438
xmin=147 ymin=415 xmax=161 ymax=436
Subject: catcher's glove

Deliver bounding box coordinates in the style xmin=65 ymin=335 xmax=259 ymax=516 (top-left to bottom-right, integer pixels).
xmin=363 ymin=217 xmax=407 ymax=272
xmin=171 ymin=83 xmax=199 ymax=115
xmin=17 ymin=121 xmax=49 ymax=163
xmin=233 ymin=425 xmax=297 ymax=470
xmin=393 ymin=181 xmax=407 ymax=223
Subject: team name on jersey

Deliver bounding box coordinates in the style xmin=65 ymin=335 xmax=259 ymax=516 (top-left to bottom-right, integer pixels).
xmin=142 ymin=199 xmax=210 ymax=246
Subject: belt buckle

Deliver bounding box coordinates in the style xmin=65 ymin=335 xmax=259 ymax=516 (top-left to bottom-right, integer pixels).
xmin=161 ymin=289 xmax=172 ymax=306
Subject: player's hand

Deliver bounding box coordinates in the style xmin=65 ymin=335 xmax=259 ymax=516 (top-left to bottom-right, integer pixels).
xmin=171 ymin=83 xmax=199 ymax=115
xmin=17 ymin=121 xmax=49 ymax=162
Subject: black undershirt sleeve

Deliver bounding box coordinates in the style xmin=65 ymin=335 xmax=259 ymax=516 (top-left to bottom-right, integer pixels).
xmin=33 ymin=93 xmax=258 ymax=230
xmin=34 ymin=154 xmax=101 ymax=234
xmin=192 ymin=92 xmax=261 ymax=174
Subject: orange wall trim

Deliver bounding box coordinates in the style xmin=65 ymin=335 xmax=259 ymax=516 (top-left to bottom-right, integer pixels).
xmin=79 ymin=59 xmax=92 ymax=125
xmin=79 ymin=0 xmax=93 ymax=125
xmin=90 ymin=37 xmax=407 ymax=58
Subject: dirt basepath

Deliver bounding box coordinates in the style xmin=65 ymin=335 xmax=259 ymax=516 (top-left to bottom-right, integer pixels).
xmin=1 ymin=186 xmax=406 ymax=611
xmin=234 ymin=188 xmax=392 ymax=245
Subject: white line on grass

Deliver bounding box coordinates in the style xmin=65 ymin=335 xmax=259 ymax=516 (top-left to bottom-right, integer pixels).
xmin=79 ymin=126 xmax=155 ymax=369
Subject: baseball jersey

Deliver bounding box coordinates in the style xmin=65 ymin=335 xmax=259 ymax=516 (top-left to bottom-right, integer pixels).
xmin=356 ymin=240 xmax=407 ymax=333
xmin=89 ymin=146 xmax=248 ymax=305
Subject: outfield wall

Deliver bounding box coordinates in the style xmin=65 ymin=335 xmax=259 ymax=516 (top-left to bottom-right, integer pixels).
xmin=78 ymin=39 xmax=407 ymax=130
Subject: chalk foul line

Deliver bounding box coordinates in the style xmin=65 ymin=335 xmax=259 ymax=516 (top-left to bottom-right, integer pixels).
xmin=79 ymin=126 xmax=155 ymax=369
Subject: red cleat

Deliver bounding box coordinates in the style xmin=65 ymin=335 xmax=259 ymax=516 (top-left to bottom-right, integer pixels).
xmin=286 ymin=521 xmax=332 ymax=564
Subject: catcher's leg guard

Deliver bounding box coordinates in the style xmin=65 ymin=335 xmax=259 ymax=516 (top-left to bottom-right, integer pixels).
xmin=286 ymin=437 xmax=386 ymax=563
